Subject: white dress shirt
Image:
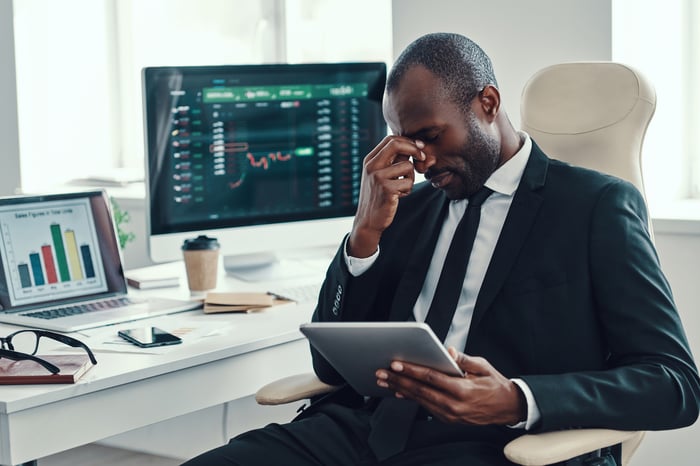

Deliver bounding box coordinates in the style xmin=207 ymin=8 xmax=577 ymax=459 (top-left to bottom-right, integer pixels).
xmin=344 ymin=133 xmax=540 ymax=429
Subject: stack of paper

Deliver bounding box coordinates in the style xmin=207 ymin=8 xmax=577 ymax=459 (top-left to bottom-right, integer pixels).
xmin=203 ymin=292 xmax=291 ymax=313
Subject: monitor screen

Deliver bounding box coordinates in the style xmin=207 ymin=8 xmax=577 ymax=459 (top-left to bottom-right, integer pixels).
xmin=143 ymin=62 xmax=387 ymax=277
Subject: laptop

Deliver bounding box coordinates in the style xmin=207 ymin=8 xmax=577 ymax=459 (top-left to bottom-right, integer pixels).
xmin=0 ymin=189 xmax=201 ymax=332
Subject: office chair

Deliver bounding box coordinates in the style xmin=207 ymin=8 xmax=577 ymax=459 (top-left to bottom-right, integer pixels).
xmin=255 ymin=61 xmax=656 ymax=465
xmin=504 ymin=61 xmax=656 ymax=465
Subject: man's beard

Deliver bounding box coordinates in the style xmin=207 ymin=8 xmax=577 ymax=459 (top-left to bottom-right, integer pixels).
xmin=436 ymin=115 xmax=501 ymax=200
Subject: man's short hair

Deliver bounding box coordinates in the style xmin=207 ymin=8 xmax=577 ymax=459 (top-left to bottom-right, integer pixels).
xmin=387 ymin=33 xmax=498 ymax=108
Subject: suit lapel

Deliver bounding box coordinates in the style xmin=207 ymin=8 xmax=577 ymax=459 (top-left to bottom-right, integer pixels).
xmin=388 ymin=192 xmax=449 ymax=322
xmin=467 ymin=144 xmax=549 ymax=339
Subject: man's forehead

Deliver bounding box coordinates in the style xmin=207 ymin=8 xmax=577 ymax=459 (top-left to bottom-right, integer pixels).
xmin=383 ymin=81 xmax=448 ymax=135
xmin=383 ymin=97 xmax=435 ymax=136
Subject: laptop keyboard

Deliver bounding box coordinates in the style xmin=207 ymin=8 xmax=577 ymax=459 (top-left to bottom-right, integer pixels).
xmin=21 ymin=297 xmax=136 ymax=320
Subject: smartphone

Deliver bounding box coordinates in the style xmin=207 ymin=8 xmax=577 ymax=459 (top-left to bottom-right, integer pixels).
xmin=118 ymin=326 xmax=182 ymax=348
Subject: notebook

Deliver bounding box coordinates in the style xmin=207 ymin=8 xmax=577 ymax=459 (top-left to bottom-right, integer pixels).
xmin=0 ymin=354 xmax=94 ymax=384
xmin=0 ymin=190 xmax=201 ymax=332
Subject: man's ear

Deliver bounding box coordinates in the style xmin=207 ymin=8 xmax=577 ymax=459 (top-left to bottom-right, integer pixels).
xmin=477 ymin=85 xmax=500 ymax=120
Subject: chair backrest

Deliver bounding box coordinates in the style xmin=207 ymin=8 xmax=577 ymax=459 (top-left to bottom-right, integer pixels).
xmin=520 ymin=61 xmax=656 ymax=207
xmin=520 ymin=62 xmax=655 ymax=464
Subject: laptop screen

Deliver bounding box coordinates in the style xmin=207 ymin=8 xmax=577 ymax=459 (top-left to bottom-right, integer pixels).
xmin=0 ymin=190 xmax=127 ymax=313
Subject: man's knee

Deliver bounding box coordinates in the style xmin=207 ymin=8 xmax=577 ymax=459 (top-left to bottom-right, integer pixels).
xmin=181 ymin=424 xmax=309 ymax=466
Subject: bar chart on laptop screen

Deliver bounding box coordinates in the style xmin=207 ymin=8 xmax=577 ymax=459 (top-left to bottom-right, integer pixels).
xmin=0 ymin=198 xmax=108 ymax=306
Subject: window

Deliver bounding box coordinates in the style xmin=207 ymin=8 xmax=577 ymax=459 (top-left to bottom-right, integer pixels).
xmin=12 ymin=0 xmax=392 ymax=193
xmin=612 ymin=0 xmax=700 ymax=214
xmin=13 ymin=0 xmax=121 ymax=192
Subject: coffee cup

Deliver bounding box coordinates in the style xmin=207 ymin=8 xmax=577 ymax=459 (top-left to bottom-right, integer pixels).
xmin=182 ymin=235 xmax=220 ymax=294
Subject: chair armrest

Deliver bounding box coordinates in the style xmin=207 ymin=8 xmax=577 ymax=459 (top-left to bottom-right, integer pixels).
xmin=255 ymin=372 xmax=341 ymax=405
xmin=503 ymin=429 xmax=644 ymax=466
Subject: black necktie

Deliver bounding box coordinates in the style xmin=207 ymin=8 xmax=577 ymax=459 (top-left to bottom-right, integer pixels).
xmin=423 ymin=186 xmax=494 ymax=341
xmin=367 ymin=186 xmax=494 ymax=461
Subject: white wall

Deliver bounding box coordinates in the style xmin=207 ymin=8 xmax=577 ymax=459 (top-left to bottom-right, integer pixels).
xmin=391 ymin=0 xmax=612 ymax=129
xmin=0 ymin=0 xmax=21 ymax=196
xmin=392 ymin=1 xmax=699 ymax=465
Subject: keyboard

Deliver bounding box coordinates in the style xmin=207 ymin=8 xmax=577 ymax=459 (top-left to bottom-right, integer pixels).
xmin=21 ymin=297 xmax=136 ymax=320
xmin=268 ymin=283 xmax=322 ymax=303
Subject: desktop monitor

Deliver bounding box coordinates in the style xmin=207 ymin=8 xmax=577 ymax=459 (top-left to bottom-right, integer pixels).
xmin=142 ymin=62 xmax=387 ymax=280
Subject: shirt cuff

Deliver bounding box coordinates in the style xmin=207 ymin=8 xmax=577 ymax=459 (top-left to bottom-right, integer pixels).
xmin=343 ymin=236 xmax=379 ymax=276
xmin=508 ymin=378 xmax=542 ymax=430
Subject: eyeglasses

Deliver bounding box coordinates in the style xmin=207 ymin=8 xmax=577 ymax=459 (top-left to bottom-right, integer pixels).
xmin=0 ymin=329 xmax=97 ymax=374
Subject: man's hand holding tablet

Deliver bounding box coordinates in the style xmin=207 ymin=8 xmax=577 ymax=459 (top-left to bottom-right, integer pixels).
xmin=376 ymin=347 xmax=528 ymax=426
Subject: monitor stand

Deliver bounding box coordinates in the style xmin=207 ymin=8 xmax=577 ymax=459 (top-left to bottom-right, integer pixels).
xmin=223 ymin=247 xmax=335 ymax=282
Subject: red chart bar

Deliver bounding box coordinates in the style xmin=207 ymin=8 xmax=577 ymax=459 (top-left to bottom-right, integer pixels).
xmin=41 ymin=244 xmax=58 ymax=284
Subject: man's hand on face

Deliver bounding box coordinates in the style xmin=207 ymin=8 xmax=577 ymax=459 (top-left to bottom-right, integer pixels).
xmin=375 ymin=347 xmax=527 ymax=426
xmin=348 ymin=136 xmax=425 ymax=258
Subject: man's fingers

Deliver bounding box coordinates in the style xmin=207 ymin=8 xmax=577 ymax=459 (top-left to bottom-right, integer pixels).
xmin=377 ymin=367 xmax=463 ymax=423
xmin=383 ymin=361 xmax=458 ymax=393
xmin=368 ymin=163 xmax=414 ymax=198
xmin=450 ymin=351 xmax=493 ymax=376
xmin=378 ymin=158 xmax=416 ymax=181
xmin=365 ymin=136 xmax=424 ymax=169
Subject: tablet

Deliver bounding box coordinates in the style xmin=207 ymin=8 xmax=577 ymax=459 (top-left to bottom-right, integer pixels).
xmin=300 ymin=322 xmax=464 ymax=397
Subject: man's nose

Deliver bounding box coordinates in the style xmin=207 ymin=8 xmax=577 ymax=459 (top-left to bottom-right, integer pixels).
xmin=413 ymin=153 xmax=435 ymax=173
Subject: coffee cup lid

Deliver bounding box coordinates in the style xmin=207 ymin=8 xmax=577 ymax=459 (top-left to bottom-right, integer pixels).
xmin=182 ymin=235 xmax=220 ymax=250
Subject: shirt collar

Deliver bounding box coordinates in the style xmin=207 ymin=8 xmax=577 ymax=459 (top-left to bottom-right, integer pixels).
xmin=484 ymin=131 xmax=531 ymax=197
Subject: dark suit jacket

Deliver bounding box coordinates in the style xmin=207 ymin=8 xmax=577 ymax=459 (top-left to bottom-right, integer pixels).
xmin=311 ymin=142 xmax=700 ymax=438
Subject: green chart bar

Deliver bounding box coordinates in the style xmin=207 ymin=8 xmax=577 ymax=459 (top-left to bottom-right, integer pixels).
xmin=50 ymin=223 xmax=71 ymax=282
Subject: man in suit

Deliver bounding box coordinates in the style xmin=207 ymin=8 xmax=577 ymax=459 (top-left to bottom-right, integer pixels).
xmin=183 ymin=32 xmax=700 ymax=466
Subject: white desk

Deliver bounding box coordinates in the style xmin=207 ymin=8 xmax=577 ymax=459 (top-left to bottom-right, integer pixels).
xmin=0 ymin=260 xmax=323 ymax=465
